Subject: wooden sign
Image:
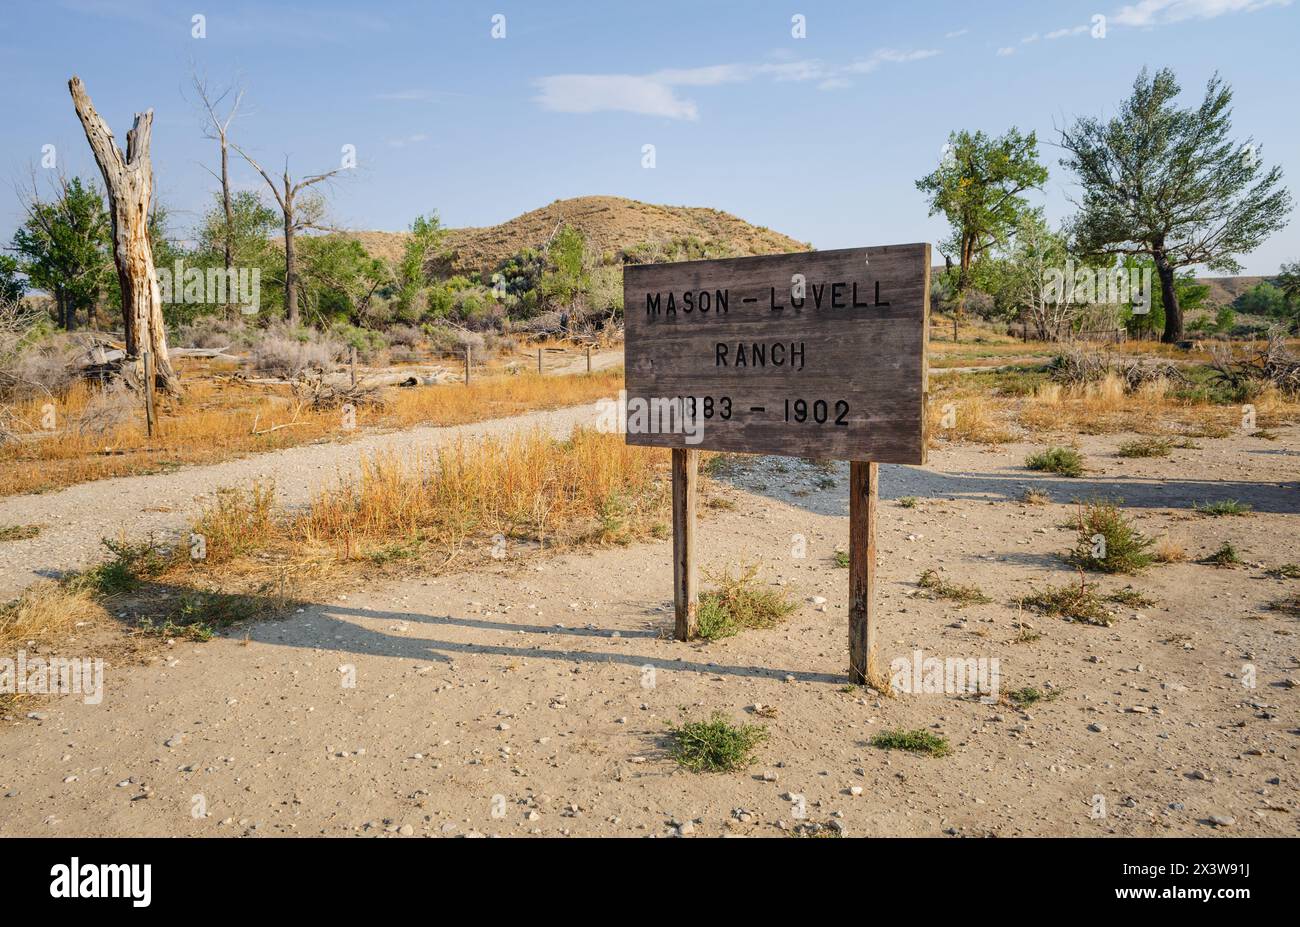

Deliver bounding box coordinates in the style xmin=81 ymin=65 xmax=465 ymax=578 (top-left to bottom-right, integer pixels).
xmin=623 ymin=243 xmax=930 ymax=464
xmin=624 ymin=243 xmax=930 ymax=684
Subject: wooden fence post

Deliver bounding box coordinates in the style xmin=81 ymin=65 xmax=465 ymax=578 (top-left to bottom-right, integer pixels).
xmin=537 ymin=348 xmax=543 ymax=375
xmin=142 ymin=350 xmax=157 ymax=439
xmin=464 ymin=344 xmax=471 ymax=385
xmin=349 ymin=345 xmax=357 ymax=387
xmin=848 ymin=460 xmax=878 ymax=685
xmin=672 ymin=447 xmax=699 ymax=641
xmin=586 ymin=344 xmax=592 ymax=373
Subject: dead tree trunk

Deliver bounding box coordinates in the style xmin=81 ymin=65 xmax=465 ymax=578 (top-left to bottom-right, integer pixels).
xmin=283 ymin=181 xmax=299 ymax=327
xmin=192 ymin=72 xmax=244 ymax=319
xmin=68 ymin=75 xmax=179 ymax=394
xmin=233 ymin=144 xmax=341 ymax=330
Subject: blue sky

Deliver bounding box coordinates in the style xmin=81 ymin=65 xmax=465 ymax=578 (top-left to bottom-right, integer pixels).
xmin=2 ymin=0 xmax=1297 ymax=274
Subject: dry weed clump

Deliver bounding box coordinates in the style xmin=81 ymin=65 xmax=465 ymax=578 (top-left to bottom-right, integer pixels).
xmin=926 ymin=392 xmax=1016 ymax=445
xmin=0 ymin=581 xmax=108 ymax=652
xmin=1152 ymin=534 xmax=1188 ymax=563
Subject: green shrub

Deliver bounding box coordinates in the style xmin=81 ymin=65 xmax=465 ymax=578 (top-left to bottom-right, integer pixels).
xmin=695 ymin=564 xmax=796 ymax=641
xmin=1026 ymin=447 xmax=1084 ymax=477
xmin=1068 ymin=501 xmax=1154 ymax=573
xmin=74 ymin=536 xmax=170 ymax=596
xmin=668 ymin=713 xmax=768 ymax=772
xmin=1117 ymin=437 xmax=1173 ymax=458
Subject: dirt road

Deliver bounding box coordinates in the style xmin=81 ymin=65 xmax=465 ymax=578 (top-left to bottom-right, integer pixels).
xmin=1 ymin=425 xmax=1295 ymax=837
xmin=0 ymin=401 xmax=607 ymax=600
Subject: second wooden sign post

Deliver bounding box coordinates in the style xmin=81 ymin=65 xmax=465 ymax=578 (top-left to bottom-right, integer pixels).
xmin=624 ymin=244 xmax=930 ymax=683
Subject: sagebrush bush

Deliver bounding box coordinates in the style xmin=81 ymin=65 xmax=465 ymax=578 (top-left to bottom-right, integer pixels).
xmin=251 ymin=327 xmax=341 ymax=377
xmin=1068 ymin=500 xmax=1154 ymax=573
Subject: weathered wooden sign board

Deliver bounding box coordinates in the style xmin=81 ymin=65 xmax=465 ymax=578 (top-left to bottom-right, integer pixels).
xmin=623 ymin=243 xmax=930 ymax=683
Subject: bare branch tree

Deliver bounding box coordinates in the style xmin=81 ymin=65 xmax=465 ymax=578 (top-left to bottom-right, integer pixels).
xmin=232 ymin=144 xmax=343 ymax=327
xmin=189 ymin=69 xmax=245 ymax=316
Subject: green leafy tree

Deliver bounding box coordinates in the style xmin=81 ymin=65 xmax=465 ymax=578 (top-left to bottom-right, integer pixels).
xmin=540 ymin=225 xmax=590 ymax=319
xmin=296 ymin=236 xmax=388 ymax=326
xmin=491 ymin=248 xmax=546 ymax=317
xmin=0 ymin=254 xmax=25 ymax=304
xmin=1006 ymin=209 xmax=1072 ymax=338
xmin=192 ymin=190 xmax=285 ymax=320
xmin=1277 ymin=260 xmax=1300 ymax=328
xmin=1278 ymin=261 xmax=1300 ymax=300
xmin=915 ymin=128 xmax=1048 ymax=295
xmin=1233 ymin=281 xmax=1289 ymax=317
xmin=393 ymin=212 xmax=445 ymax=322
xmin=1060 ymin=67 xmax=1292 ymax=343
xmin=11 ymin=176 xmax=112 ymax=330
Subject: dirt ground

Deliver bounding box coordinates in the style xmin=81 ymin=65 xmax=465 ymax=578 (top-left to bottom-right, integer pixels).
xmin=1 ymin=420 xmax=1296 ymax=837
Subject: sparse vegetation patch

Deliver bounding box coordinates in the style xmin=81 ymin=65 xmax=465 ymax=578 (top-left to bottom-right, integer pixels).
xmin=668 ymin=713 xmax=768 ymax=773
xmin=1026 ymin=447 xmax=1084 ymax=477
xmin=870 ymin=728 xmax=952 ymax=757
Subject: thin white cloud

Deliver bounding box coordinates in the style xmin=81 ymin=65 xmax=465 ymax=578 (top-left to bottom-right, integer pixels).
xmin=1113 ymin=0 xmax=1291 ymax=26
xmin=375 ymin=89 xmax=430 ymax=101
xmin=1021 ymin=32 xmax=1041 ymax=43
xmin=1035 ymin=0 xmax=1288 ymax=42
xmin=535 ymin=50 xmax=938 ymax=119
xmin=944 ymin=28 xmax=969 ymax=38
xmin=997 ymin=46 xmax=1016 ymax=56
xmin=535 ymin=74 xmax=703 ymax=119
xmin=845 ymin=48 xmax=940 ymax=74
xmin=386 ymin=133 xmax=429 ymax=149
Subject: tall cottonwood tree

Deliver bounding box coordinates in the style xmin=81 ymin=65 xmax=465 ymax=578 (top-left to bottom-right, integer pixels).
xmin=68 ymin=75 xmax=179 ymax=392
xmin=915 ymin=128 xmax=1048 ymax=295
xmin=1060 ymin=68 xmax=1292 ymax=343
xmin=233 ymin=145 xmax=342 ymax=326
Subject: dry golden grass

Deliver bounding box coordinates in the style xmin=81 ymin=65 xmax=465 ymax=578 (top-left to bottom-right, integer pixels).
xmin=1152 ymin=534 xmax=1189 ymax=564
xmin=301 ymin=428 xmax=668 ymax=554
xmin=175 ymin=428 xmax=673 ymax=593
xmin=1019 ymin=374 xmax=1296 ymax=438
xmin=927 ymin=392 xmax=1016 ymax=446
xmin=0 ymin=364 xmax=624 ymax=496
xmin=928 ymin=354 xmax=1300 ymax=446
xmin=0 ymin=581 xmax=108 ymax=652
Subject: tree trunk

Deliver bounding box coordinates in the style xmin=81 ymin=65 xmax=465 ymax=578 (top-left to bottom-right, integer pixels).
xmin=1153 ymin=251 xmax=1182 ymax=344
xmin=221 ymin=139 xmax=234 ymax=317
xmin=68 ymin=76 xmax=179 ymax=394
xmin=283 ymin=186 xmax=298 ymax=327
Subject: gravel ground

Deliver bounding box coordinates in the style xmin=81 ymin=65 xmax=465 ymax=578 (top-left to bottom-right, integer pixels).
xmin=0 ymin=424 xmax=1295 ymax=836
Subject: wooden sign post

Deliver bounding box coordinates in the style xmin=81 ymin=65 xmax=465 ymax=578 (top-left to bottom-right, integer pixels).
xmin=623 ymin=244 xmax=930 ymax=682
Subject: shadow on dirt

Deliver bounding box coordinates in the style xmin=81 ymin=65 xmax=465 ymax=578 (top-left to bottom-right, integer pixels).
xmin=713 ymin=458 xmax=1300 ymax=517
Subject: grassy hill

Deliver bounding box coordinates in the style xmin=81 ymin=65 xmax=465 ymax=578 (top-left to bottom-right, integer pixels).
xmin=339 ymin=195 xmax=812 ymax=277
xmin=340 ymin=196 xmax=1269 ymax=308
